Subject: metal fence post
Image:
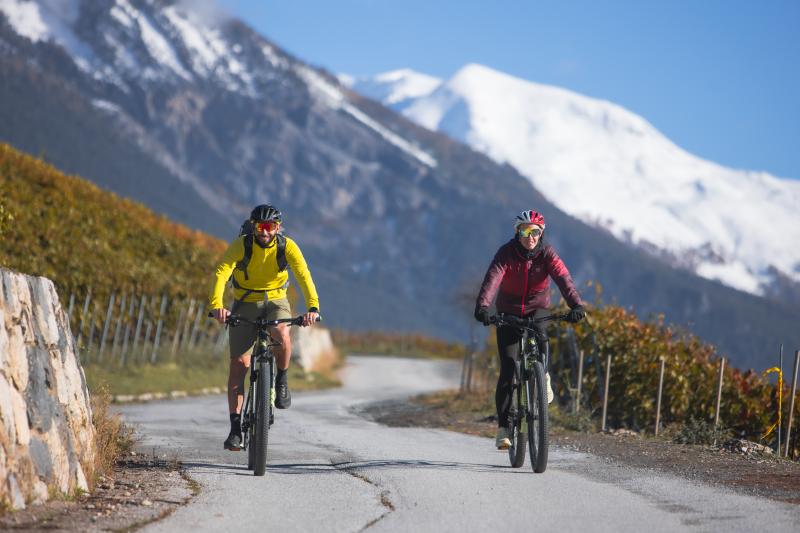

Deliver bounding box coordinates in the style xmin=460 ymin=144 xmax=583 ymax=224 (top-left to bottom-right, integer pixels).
xmin=601 ymin=352 xmax=612 ymax=432
xmin=785 ymin=350 xmax=799 ymax=458
xmin=132 ymin=294 xmax=147 ymax=361
xmin=110 ymin=293 xmax=126 ymax=360
xmin=98 ymin=292 xmax=116 ymax=361
xmin=179 ymin=299 xmax=196 ymax=352
xmin=76 ymin=288 xmax=92 ymax=348
xmin=655 ymin=357 xmax=665 ymax=436
xmin=151 ymin=295 xmax=168 ymax=364
xmin=142 ymin=320 xmax=153 ymax=362
xmin=170 ymin=303 xmax=187 ymax=358
xmin=86 ymin=302 xmax=99 ymax=363
xmin=574 ymin=349 xmax=584 ymax=414
xmin=120 ymin=293 xmax=135 ymax=364
xmin=714 ymin=358 xmax=726 ymax=427
xmin=188 ymin=306 xmax=204 ymax=350
xmin=778 ymin=344 xmax=784 ymax=456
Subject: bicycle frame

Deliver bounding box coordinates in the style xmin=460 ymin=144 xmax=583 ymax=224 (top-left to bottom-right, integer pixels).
xmin=212 ymin=312 xmax=312 ymax=476
xmin=241 ymin=326 xmax=279 ymax=453
xmin=492 ymin=312 xmax=568 ymax=472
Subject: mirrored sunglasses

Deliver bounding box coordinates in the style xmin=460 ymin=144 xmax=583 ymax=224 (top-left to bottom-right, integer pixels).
xmin=518 ymin=226 xmax=542 ymax=238
xmin=255 ymin=220 xmax=280 ymax=232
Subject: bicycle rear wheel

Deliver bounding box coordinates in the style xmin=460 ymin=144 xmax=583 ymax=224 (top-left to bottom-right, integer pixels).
xmin=508 ymin=368 xmax=527 ymax=468
xmin=526 ymin=360 xmax=549 ymax=473
xmin=253 ymin=359 xmax=271 ymax=476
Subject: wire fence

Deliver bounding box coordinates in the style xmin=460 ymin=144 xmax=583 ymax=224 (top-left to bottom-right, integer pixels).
xmin=460 ymin=324 xmax=800 ymax=460
xmin=64 ymin=289 xmax=226 ymax=366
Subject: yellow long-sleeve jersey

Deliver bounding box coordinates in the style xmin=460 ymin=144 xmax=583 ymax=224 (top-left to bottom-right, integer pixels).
xmin=208 ymin=235 xmax=320 ymax=311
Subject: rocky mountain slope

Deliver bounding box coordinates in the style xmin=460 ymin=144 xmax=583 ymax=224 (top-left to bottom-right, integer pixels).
xmin=348 ymin=65 xmax=800 ymax=300
xmin=1 ymin=0 xmax=798 ymax=369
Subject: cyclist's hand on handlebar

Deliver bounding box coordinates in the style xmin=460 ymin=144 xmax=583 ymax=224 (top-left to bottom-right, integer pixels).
xmin=301 ymin=310 xmax=320 ymax=327
xmin=474 ymin=307 xmax=491 ymax=326
xmin=211 ymin=308 xmax=230 ymax=325
xmin=566 ymin=305 xmax=585 ymax=323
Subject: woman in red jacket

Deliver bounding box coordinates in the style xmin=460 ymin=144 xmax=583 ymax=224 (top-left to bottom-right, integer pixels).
xmin=475 ymin=210 xmax=585 ymax=450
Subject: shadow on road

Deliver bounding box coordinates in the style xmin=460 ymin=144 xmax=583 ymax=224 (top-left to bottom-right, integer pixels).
xmin=180 ymin=461 xmax=256 ymax=476
xmin=265 ymin=459 xmax=515 ymax=475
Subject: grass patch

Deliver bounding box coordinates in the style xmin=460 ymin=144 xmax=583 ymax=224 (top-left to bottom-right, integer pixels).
xmin=84 ymin=355 xmax=229 ymax=397
xmin=415 ymin=389 xmax=494 ymax=415
xmin=84 ymin=350 xmax=341 ymax=397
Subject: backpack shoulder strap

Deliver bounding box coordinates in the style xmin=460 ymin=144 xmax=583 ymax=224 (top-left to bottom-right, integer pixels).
xmin=276 ymin=234 xmax=288 ymax=272
xmin=235 ymin=234 xmax=254 ymax=280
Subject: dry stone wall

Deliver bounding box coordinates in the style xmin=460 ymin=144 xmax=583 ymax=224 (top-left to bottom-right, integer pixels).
xmin=0 ymin=268 xmax=95 ymax=510
xmin=291 ymin=326 xmax=337 ymax=372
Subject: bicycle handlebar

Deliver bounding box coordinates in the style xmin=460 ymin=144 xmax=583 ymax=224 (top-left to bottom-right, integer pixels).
xmin=489 ymin=312 xmax=570 ymax=329
xmin=207 ymin=312 xmax=322 ymax=328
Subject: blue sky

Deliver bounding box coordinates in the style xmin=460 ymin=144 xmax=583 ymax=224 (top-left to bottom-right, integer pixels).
xmin=221 ymin=0 xmax=800 ymax=180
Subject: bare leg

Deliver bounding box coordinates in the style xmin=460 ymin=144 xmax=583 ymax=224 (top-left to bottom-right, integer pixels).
xmin=228 ymin=354 xmax=251 ymax=414
xmin=271 ymin=323 xmax=291 ymax=371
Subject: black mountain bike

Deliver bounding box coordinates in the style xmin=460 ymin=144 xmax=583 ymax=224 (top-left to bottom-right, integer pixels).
xmin=491 ymin=312 xmax=569 ymax=473
xmin=220 ymin=313 xmax=317 ymax=476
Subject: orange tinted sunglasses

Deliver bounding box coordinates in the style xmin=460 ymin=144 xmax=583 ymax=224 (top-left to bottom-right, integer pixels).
xmin=255 ymin=220 xmax=280 ymax=232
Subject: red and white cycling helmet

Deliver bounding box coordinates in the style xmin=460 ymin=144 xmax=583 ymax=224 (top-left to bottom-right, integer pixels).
xmin=514 ymin=210 xmax=546 ymax=231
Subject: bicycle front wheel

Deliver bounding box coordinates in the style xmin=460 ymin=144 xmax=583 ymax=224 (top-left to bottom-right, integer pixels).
xmin=253 ymin=360 xmax=271 ymax=476
xmin=508 ymin=370 xmax=526 ymax=468
xmin=526 ymin=360 xmax=549 ymax=473
xmin=246 ymin=392 xmax=255 ymax=470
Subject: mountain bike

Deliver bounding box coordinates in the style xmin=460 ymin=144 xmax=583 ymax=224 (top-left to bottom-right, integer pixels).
xmin=218 ymin=313 xmax=318 ymax=476
xmin=490 ymin=312 xmax=569 ymax=473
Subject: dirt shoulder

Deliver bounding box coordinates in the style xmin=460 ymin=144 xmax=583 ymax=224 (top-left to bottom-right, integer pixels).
xmin=360 ymin=392 xmax=800 ymax=505
xmin=0 ymin=453 xmax=194 ymax=531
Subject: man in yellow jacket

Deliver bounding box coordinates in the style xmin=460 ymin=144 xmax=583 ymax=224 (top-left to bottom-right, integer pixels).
xmin=209 ymin=204 xmax=320 ymax=450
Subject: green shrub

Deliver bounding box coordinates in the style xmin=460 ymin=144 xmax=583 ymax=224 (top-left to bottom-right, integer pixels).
xmin=673 ymin=417 xmax=732 ymax=445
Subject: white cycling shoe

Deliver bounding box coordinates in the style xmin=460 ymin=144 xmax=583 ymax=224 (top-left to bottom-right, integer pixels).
xmin=495 ymin=427 xmax=511 ymax=450
xmin=545 ymin=372 xmax=554 ymax=404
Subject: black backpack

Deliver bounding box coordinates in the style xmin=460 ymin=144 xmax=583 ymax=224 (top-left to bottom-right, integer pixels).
xmin=233 ymin=220 xmax=288 ymax=283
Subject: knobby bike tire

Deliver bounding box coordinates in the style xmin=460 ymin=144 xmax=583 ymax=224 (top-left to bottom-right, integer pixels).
xmin=246 ymin=385 xmax=255 ymax=470
xmin=526 ymin=360 xmax=549 ymax=473
xmin=509 ymin=366 xmax=527 ymax=468
xmin=254 ymin=359 xmax=271 ymax=476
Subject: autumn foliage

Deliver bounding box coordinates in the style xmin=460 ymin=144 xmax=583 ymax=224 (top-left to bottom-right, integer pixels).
xmin=551 ymin=304 xmax=788 ymax=438
xmin=0 ymin=143 xmax=225 ymax=303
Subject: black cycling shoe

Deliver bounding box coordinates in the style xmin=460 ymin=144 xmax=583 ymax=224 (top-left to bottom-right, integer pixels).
xmin=223 ymin=432 xmax=242 ymax=451
xmin=275 ymin=382 xmax=291 ymax=409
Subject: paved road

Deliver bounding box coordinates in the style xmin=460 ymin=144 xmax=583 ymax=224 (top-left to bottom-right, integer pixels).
xmin=119 ymin=356 xmax=799 ymax=532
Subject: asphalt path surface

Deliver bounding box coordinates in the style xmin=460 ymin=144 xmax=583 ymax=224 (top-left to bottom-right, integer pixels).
xmin=119 ymin=356 xmax=799 ymax=532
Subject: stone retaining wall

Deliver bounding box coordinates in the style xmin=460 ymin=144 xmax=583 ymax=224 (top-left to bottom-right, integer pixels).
xmin=0 ymin=268 xmax=95 ymax=510
xmin=291 ymin=325 xmax=337 ymax=372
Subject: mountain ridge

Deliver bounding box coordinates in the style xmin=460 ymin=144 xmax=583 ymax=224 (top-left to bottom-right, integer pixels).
xmin=348 ymin=65 xmax=800 ymax=300
xmin=1 ymin=0 xmax=798 ymax=369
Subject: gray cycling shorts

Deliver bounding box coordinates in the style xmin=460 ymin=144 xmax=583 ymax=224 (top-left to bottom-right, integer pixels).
xmin=229 ymin=299 xmax=292 ymax=359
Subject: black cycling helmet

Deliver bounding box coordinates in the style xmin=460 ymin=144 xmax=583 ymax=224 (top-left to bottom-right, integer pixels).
xmin=250 ymin=204 xmax=282 ymax=222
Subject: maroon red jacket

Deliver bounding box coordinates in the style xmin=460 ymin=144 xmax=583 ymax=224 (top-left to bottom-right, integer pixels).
xmin=476 ymin=238 xmax=583 ymax=316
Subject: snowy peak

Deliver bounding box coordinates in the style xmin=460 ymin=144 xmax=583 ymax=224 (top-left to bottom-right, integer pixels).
xmin=0 ymin=0 xmax=279 ymax=94
xmin=346 ymin=68 xmax=441 ymax=108
xmin=355 ymin=64 xmax=800 ymax=296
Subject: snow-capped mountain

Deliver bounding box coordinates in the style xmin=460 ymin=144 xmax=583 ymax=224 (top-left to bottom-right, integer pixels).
xmin=2 ymin=0 xmax=799 ymax=368
xmin=347 ymin=64 xmax=800 ymax=297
